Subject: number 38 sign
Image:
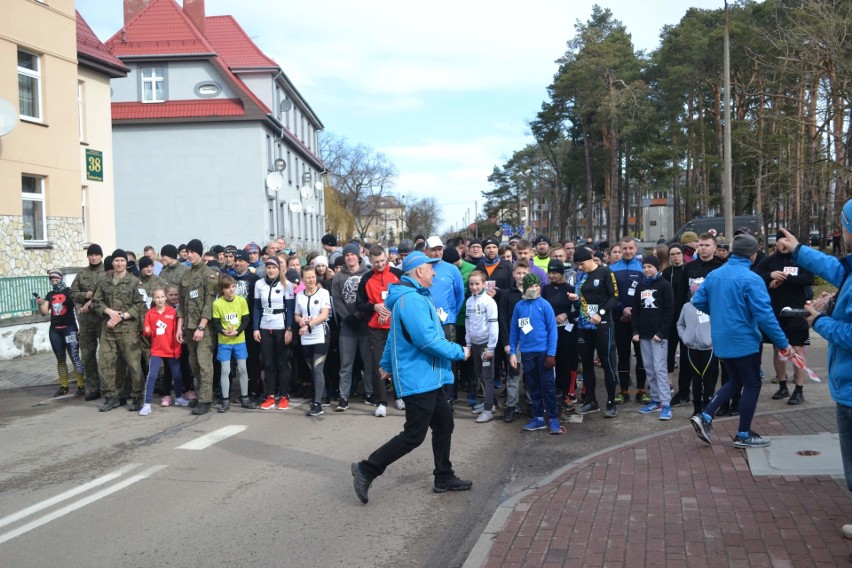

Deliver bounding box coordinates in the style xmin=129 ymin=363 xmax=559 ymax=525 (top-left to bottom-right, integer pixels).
xmin=86 ymin=149 xmax=103 ymax=182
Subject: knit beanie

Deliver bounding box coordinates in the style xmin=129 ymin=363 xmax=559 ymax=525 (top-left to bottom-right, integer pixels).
xmin=342 ymin=243 xmax=361 ymax=258
xmin=522 ymin=273 xmax=541 ymax=292
xmin=186 ymin=239 xmax=204 ymax=256
xmin=111 ymin=249 xmax=128 ymax=262
xmin=442 ymin=247 xmax=460 ymax=264
xmin=680 ymin=231 xmax=699 ymax=245
xmin=160 ymin=244 xmax=178 ymax=259
xmin=731 ymin=234 xmax=759 ymax=258
xmin=138 ymin=256 xmax=154 ymax=269
xmin=86 ymin=243 xmax=103 ymax=256
xmin=642 ymin=256 xmax=660 ymax=270
xmin=573 ymin=247 xmax=593 ymax=263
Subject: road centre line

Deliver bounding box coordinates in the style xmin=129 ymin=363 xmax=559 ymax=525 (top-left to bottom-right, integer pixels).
xmin=0 ymin=465 xmax=166 ymax=545
xmin=0 ymin=463 xmax=142 ymax=530
xmin=176 ymin=425 xmax=247 ymax=450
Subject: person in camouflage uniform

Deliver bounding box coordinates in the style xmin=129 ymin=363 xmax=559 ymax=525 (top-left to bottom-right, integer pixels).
xmin=177 ymin=238 xmax=220 ymax=415
xmin=91 ymin=249 xmax=146 ymax=412
xmin=159 ymin=244 xmax=188 ymax=287
xmin=70 ymin=243 xmax=106 ymax=400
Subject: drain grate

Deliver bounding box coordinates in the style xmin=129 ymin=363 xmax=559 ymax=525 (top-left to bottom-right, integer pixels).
xmin=796 ymin=450 xmax=821 ymax=457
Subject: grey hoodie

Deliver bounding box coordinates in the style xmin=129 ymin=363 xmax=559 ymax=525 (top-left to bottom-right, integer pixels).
xmin=331 ymin=261 xmax=371 ymax=325
xmin=676 ymin=302 xmax=713 ymax=351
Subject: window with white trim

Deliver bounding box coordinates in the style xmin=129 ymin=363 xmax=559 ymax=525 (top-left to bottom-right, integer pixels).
xmin=18 ymin=49 xmax=41 ymax=120
xmin=22 ymin=175 xmax=46 ymax=242
xmin=77 ymin=81 xmax=86 ymax=141
xmin=141 ymin=66 xmax=165 ymax=102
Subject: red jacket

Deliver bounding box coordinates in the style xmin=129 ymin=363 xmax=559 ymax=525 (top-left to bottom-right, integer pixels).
xmin=356 ymin=264 xmax=403 ymax=329
xmin=143 ymin=305 xmax=182 ymax=358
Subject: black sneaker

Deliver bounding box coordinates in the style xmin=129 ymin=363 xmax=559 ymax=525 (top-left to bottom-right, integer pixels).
xmin=690 ymin=414 xmax=713 ymax=444
xmin=362 ymin=395 xmax=377 ymax=406
xmin=433 ymin=475 xmax=473 ymax=493
xmin=98 ymin=396 xmax=119 ymax=412
xmin=335 ymin=398 xmax=349 ymax=412
xmin=351 ymin=462 xmax=373 ymax=504
xmin=127 ymin=398 xmax=142 ymax=412
xmin=320 ymin=397 xmax=331 ymax=407
xmin=771 ymin=386 xmax=790 ymax=400
xmin=733 ymin=431 xmax=770 ymax=449
xmin=671 ymin=393 xmax=690 ymax=407
xmin=503 ymin=406 xmax=517 ymax=423
xmin=84 ymin=390 xmax=101 ymax=401
xmin=74 ymin=386 xmax=86 ymax=397
xmin=307 ymin=402 xmax=324 ymax=417
xmin=53 ymin=386 xmax=69 ymax=397
xmin=240 ymin=396 xmax=257 ymax=409
xmin=787 ymin=390 xmax=805 ymax=405
xmin=191 ymin=402 xmax=211 ymax=415
xmin=576 ymin=402 xmax=600 ymax=415
xmin=218 ymin=399 xmax=230 ymax=413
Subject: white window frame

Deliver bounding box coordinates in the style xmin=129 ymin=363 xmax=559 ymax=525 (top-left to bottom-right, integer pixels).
xmin=141 ymin=66 xmax=166 ymax=103
xmin=77 ymin=81 xmax=85 ymax=142
xmin=22 ymin=175 xmax=47 ymax=243
xmin=17 ymin=49 xmax=42 ymax=121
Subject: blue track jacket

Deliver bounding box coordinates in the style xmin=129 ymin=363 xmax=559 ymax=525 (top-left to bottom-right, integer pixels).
xmin=508 ymin=297 xmax=558 ymax=356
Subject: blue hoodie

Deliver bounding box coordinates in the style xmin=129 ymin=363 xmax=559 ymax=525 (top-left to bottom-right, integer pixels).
xmin=692 ymin=255 xmax=788 ymax=358
xmin=429 ymin=260 xmax=465 ymax=325
xmin=508 ymin=296 xmax=557 ymax=356
xmin=380 ymin=275 xmax=466 ymax=397
xmin=793 ymin=245 xmax=852 ymax=407
xmin=609 ymin=257 xmax=644 ymax=318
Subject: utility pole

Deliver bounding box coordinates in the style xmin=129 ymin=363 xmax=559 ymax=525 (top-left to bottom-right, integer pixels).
xmin=722 ymin=0 xmax=734 ymax=240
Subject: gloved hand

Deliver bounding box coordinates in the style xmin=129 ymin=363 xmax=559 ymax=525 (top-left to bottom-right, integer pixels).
xmin=544 ymin=356 xmax=556 ymax=369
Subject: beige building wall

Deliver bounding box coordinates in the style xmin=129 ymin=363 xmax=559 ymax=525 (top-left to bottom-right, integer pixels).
xmin=0 ymin=0 xmax=83 ymax=276
xmin=78 ymin=66 xmax=117 ymax=252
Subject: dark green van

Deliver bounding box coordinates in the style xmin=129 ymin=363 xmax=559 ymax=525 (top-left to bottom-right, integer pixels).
xmin=669 ymin=215 xmax=765 ymax=245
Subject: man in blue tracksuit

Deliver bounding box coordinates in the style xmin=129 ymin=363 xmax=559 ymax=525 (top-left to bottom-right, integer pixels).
xmin=509 ymin=273 xmax=560 ymax=434
xmin=690 ymin=233 xmax=791 ymax=449
xmin=776 ymin=200 xmax=852 ymax=502
xmin=609 ymin=236 xmax=647 ymax=403
xmin=351 ymin=252 xmax=471 ymax=504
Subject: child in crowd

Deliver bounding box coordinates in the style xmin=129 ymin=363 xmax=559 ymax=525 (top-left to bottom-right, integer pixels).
xmin=465 ymin=270 xmax=500 ymax=423
xmin=677 ymin=279 xmax=718 ymax=417
xmin=295 ymin=265 xmax=332 ymax=416
xmin=509 ymin=273 xmax=562 ymax=435
xmin=632 ymin=256 xmax=675 ymax=420
xmin=141 ymin=287 xmax=185 ymax=415
xmin=211 ymin=274 xmax=256 ymax=411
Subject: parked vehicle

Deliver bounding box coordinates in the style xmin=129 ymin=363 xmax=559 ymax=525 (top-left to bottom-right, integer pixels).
xmin=669 ymin=215 xmax=765 ymax=246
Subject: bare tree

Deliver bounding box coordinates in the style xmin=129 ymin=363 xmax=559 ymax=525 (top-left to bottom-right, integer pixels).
xmin=400 ymin=195 xmax=442 ymax=238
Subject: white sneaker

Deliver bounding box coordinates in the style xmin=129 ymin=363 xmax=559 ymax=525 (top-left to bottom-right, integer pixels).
xmin=475 ymin=410 xmax=493 ymax=423
xmin=174 ymin=396 xmax=190 ymax=407
xmin=472 ymin=403 xmax=485 ymax=414
xmin=395 ymin=398 xmax=406 ymax=410
xmin=374 ymin=404 xmax=387 ymax=417
xmin=139 ymin=404 xmax=152 ymax=416
xmin=842 ymin=524 xmax=852 ymax=539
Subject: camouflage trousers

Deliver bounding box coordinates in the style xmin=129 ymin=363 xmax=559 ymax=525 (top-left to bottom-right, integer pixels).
xmin=99 ymin=332 xmax=144 ymax=400
xmin=187 ymin=331 xmax=214 ymax=403
xmin=78 ymin=315 xmax=102 ymax=393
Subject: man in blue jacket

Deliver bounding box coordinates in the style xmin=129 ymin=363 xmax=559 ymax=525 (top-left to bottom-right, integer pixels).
xmin=351 ymin=252 xmax=471 ymax=504
xmin=776 ymin=201 xmax=852 ymax=506
xmin=609 ymin=236 xmax=647 ymax=404
xmin=690 ymin=233 xmax=792 ymax=449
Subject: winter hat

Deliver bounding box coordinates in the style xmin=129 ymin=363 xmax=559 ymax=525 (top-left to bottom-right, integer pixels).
xmin=233 ymin=250 xmax=249 ymax=262
xmin=533 ymin=235 xmax=550 ymax=246
xmin=86 ymin=243 xmax=103 ymax=256
xmin=468 ymin=238 xmax=482 ymax=247
xmin=668 ymin=243 xmax=684 ymax=253
xmin=160 ymin=244 xmax=178 ymax=259
xmin=138 ymin=256 xmax=154 ymax=269
xmin=442 ymin=247 xmax=460 ymax=264
xmin=265 ymin=257 xmax=280 ymax=268
xmin=285 ymin=268 xmax=301 ymax=285
xmin=332 ymin=256 xmax=346 ymax=269
xmin=342 ymin=242 xmax=361 ymax=258
xmin=48 ymin=268 xmax=64 ymax=280
xmin=111 ymin=249 xmax=128 ymax=262
xmin=186 ymin=239 xmax=204 ymax=256
xmin=211 ymin=245 xmax=224 ymax=255
xmin=244 ymin=242 xmax=261 ymax=254
xmin=312 ymin=255 xmax=329 ymax=267
xmin=397 ymin=239 xmax=414 ymax=254
xmin=548 ymin=259 xmax=565 ymax=273
xmin=522 ymin=273 xmax=541 ymax=292
xmin=573 ymin=247 xmax=593 ymax=263
xmin=680 ymin=231 xmax=699 ymax=245
xmin=731 ymin=234 xmax=759 ymax=258
xmin=482 ymin=237 xmax=499 ymax=248
xmin=842 ymin=199 xmax=852 ymax=233
xmin=642 ymin=256 xmax=660 ymax=270
xmin=206 ymin=260 xmax=221 ymax=271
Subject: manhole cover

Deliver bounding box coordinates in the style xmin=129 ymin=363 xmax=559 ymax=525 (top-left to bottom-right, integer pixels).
xmin=796 ymin=450 xmax=821 ymax=457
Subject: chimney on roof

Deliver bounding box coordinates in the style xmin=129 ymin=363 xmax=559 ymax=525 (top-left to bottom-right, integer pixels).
xmin=183 ymin=0 xmax=205 ymax=35
xmin=124 ymin=0 xmax=153 ymax=26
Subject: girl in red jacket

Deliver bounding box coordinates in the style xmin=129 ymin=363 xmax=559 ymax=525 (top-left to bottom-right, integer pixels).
xmin=141 ymin=288 xmax=185 ymax=415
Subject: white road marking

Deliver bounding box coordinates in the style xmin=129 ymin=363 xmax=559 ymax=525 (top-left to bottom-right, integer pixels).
xmin=176 ymin=425 xmax=247 ymax=450
xmin=0 ymin=463 xmax=141 ymax=530
xmin=0 ymin=465 xmax=166 ymax=545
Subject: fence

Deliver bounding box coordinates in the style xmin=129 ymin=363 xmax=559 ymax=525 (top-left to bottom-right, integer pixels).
xmin=0 ymin=276 xmax=50 ymax=317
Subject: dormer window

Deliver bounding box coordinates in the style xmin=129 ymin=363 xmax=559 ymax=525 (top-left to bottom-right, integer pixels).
xmin=141 ymin=66 xmax=166 ymax=103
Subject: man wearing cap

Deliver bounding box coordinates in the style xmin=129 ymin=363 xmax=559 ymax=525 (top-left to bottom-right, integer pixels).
xmin=396 ymin=239 xmax=414 ymax=266
xmin=532 ymin=235 xmax=552 ymax=273
xmin=322 ymin=234 xmax=343 ymax=267
xmin=71 ymin=243 xmax=106 ymax=400
xmin=245 ymin=242 xmax=265 ymax=278
xmin=332 ymin=242 xmax=372 ymax=410
xmin=351 ymin=251 xmax=471 ymax=504
xmin=680 ymin=231 xmax=699 ymax=264
xmin=777 ymin=202 xmax=852 ymax=536
xmin=159 ymin=245 xmax=188 ymax=287
xmin=91 ymin=249 xmax=147 ymax=411
xmin=177 ymin=238 xmax=220 ymax=415
xmin=178 ymin=244 xmax=191 ymax=266
xmin=690 ymin=233 xmax=792 ymax=449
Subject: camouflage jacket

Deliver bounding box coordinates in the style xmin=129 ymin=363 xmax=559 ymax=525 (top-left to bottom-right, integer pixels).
xmin=159 ymin=262 xmax=188 ymax=287
xmin=177 ymin=260 xmax=219 ymax=329
xmin=69 ymin=263 xmax=105 ymax=321
xmin=91 ymin=271 xmax=146 ymax=335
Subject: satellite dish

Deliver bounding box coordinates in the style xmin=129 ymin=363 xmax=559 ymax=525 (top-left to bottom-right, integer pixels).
xmin=288 ymin=199 xmax=302 ymax=213
xmin=265 ymin=172 xmax=284 ymax=192
xmin=0 ymin=99 xmax=18 ymax=137
xmin=279 ymin=98 xmax=293 ymax=113
xmin=314 ymin=181 xmax=323 ymax=191
xmin=300 ymin=186 xmax=312 ymax=199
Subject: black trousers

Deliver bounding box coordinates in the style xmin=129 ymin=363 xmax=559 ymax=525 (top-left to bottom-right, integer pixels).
xmin=578 ymin=325 xmax=617 ymax=406
xmin=686 ymin=347 xmax=719 ymax=414
xmin=615 ymin=320 xmax=645 ymax=391
xmin=361 ymin=387 xmax=455 ymax=482
xmin=260 ymin=328 xmax=291 ymax=397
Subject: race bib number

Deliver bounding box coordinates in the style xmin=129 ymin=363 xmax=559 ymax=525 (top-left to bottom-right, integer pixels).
xmin=697 ymin=311 xmax=710 ymax=324
xmin=564 ymin=322 xmax=574 ymax=332
xmin=189 ymin=289 xmax=199 ymax=299
xmin=381 ymin=290 xmax=388 ymax=300
xmin=587 ymin=304 xmax=599 ymax=316
xmin=436 ymin=307 xmax=448 ymax=323
xmin=262 ymin=307 xmax=274 ymax=317
xmin=225 ymin=312 xmax=239 ymax=325
xmin=65 ymin=334 xmax=77 ymax=344
xmin=155 ymin=320 xmax=167 ymax=336
xmin=628 ymin=280 xmax=638 ymax=296
xmin=783 ymin=266 xmax=799 ymax=276
xmin=485 ymin=281 xmax=496 ymax=292
xmin=518 ymin=317 xmax=532 ymax=334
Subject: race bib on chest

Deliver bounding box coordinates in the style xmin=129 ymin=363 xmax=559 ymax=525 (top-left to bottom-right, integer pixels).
xmin=628 ymin=280 xmax=638 ymax=296
xmin=189 ymin=289 xmax=199 ymax=299
xmin=381 ymin=290 xmax=388 ymax=300
xmin=436 ymin=307 xmax=448 ymax=323
xmin=262 ymin=307 xmax=274 ymax=317
xmin=783 ymin=266 xmax=799 ymax=276
xmin=155 ymin=320 xmax=167 ymax=335
xmin=518 ymin=317 xmax=532 ymax=334
xmin=225 ymin=312 xmax=239 ymax=325
xmin=697 ymin=311 xmax=710 ymax=324
xmin=587 ymin=304 xmax=599 ymax=316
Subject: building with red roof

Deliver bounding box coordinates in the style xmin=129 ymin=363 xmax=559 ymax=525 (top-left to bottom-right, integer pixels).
xmin=105 ymin=0 xmax=325 ymax=252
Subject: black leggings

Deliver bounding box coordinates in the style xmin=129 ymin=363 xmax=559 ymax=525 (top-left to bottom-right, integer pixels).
xmin=260 ymin=328 xmax=291 ymax=397
xmin=579 ymin=325 xmax=617 ymax=406
xmin=555 ymin=327 xmax=578 ymax=397
xmin=49 ymin=325 xmax=84 ymax=378
xmin=687 ymin=347 xmax=719 ymax=414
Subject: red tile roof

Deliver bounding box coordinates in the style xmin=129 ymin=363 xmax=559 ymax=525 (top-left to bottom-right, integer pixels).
xmin=112 ymin=99 xmax=245 ymax=120
xmin=105 ymin=0 xmax=215 ymax=57
xmin=205 ymin=16 xmax=277 ymax=69
xmin=77 ymin=11 xmax=129 ymax=76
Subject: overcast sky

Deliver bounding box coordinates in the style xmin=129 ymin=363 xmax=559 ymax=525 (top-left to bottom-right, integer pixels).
xmin=78 ymin=0 xmax=729 ymax=234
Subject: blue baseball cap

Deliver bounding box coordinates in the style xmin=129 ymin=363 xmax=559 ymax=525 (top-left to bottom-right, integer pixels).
xmin=401 ymin=251 xmax=439 ymax=272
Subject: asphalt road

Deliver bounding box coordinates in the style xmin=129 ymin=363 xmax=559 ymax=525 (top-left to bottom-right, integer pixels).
xmin=0 ymin=337 xmax=834 ymax=568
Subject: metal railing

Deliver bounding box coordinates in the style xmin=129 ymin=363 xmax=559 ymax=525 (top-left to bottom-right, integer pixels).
xmin=0 ymin=276 xmax=50 ymax=317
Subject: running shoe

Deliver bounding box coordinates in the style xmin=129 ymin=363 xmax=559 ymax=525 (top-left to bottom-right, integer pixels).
xmin=691 ymin=414 xmax=713 ymax=444
xmin=161 ymin=395 xmax=172 ymax=407
xmin=733 ymin=431 xmax=771 ymax=448
xmin=277 ymin=396 xmax=289 ymax=410
xmin=259 ymin=396 xmax=276 ymax=410
xmin=659 ymin=406 xmax=672 ymax=421
xmin=639 ymin=401 xmax=661 ymax=414
xmin=522 ymin=417 xmax=546 ymax=431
